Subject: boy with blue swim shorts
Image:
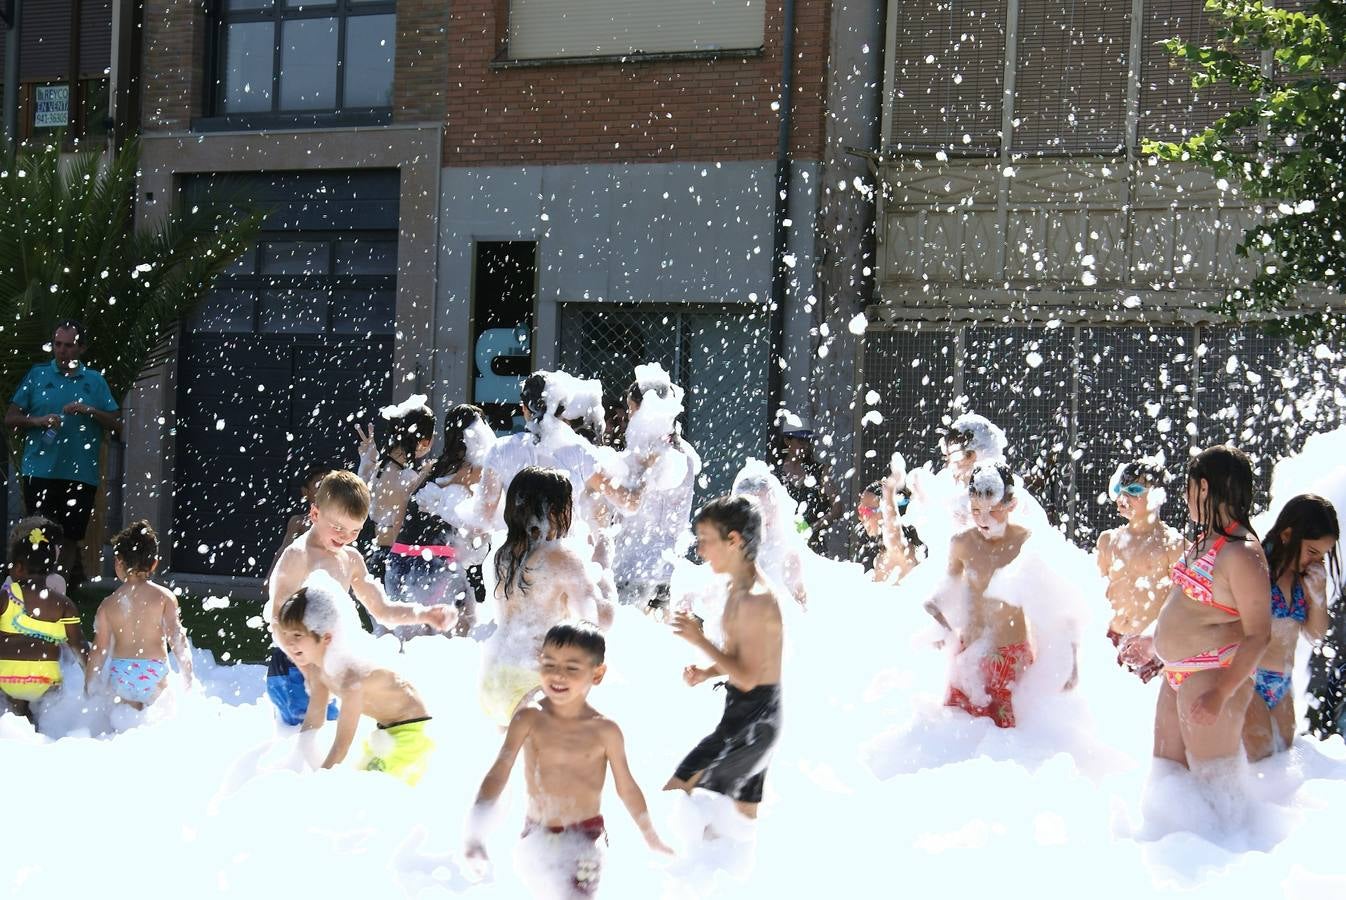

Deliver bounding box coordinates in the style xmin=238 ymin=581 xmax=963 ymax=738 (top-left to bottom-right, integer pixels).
xmin=265 ymin=471 xmax=454 ymax=726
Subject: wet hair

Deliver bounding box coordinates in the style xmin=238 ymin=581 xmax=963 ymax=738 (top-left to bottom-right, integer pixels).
xmin=1264 ymin=494 xmax=1340 ymax=585
xmin=53 ymin=319 xmax=86 ymax=346
xmin=112 ymin=519 xmax=158 ymax=574
xmin=314 ymin=470 xmax=371 ymax=520
xmin=296 ymin=463 xmax=335 ymax=499
xmin=693 ymin=495 xmax=762 ymax=563
xmin=428 ymin=404 xmax=486 ymax=481
xmin=495 ymin=467 xmax=573 ymax=600
xmin=8 ymin=517 xmax=63 ymax=577
xmin=968 ymin=461 xmax=1016 ymax=504
xmin=378 ymin=402 xmax=436 ymax=475
xmin=1186 ymin=445 xmax=1256 ymax=541
xmin=521 ymin=373 xmax=549 ymax=421
xmin=543 ymin=620 xmax=606 ymax=665
xmin=276 ymin=587 xmax=331 ymax=637
xmin=1117 ymin=459 xmax=1168 ymax=487
xmin=863 ymin=480 xmax=883 ymax=497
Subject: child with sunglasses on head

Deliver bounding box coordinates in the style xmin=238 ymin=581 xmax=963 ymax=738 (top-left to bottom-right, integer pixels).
xmin=1095 ymin=459 xmax=1186 ymax=683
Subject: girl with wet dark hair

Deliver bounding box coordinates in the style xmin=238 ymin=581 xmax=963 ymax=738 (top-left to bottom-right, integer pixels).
xmin=1244 ymin=494 xmax=1339 ymax=759
xmin=384 ymin=404 xmax=495 ymax=645
xmin=478 ymin=466 xmax=610 ymax=727
xmin=1151 ymin=445 xmax=1271 ymax=782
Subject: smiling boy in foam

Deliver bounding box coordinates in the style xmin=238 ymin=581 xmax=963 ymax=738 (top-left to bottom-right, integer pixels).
xmin=465 ymin=620 xmax=671 ymax=897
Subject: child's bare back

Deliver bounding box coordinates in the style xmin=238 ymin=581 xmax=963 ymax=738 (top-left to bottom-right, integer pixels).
xmin=96 ymin=580 xmax=180 ymax=660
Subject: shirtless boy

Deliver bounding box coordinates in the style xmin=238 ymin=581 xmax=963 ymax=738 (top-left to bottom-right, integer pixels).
xmin=933 ymin=462 xmax=1036 ymax=728
xmin=274 ymin=574 xmax=434 ymax=785
xmin=86 ymin=520 xmax=193 ymax=709
xmin=266 ymin=470 xmax=454 ymax=726
xmin=666 ymin=495 xmax=784 ymax=824
xmin=482 ymin=466 xmax=613 ymax=727
xmin=1095 ymin=460 xmax=1186 ymax=684
xmin=466 ymin=621 xmax=671 ymax=897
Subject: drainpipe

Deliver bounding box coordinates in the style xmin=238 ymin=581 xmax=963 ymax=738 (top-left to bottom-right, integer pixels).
xmin=3 ymin=0 xmax=21 ymax=152
xmin=767 ymin=0 xmax=797 ymax=427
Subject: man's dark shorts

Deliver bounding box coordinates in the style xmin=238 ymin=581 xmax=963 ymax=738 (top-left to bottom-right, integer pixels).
xmin=22 ymin=476 xmax=95 ymax=542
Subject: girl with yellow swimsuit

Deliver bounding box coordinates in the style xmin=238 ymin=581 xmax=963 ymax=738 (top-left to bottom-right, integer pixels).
xmin=0 ymin=518 xmax=88 ymax=715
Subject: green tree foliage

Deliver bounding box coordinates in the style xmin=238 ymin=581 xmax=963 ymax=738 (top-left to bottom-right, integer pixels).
xmin=0 ymin=137 xmax=264 ymax=447
xmin=1143 ymin=0 xmax=1346 ymax=332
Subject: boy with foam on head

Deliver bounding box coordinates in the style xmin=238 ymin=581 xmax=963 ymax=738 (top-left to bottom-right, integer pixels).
xmin=86 ymin=520 xmax=194 ymax=710
xmin=1095 ymin=458 xmax=1185 ymax=683
xmin=266 ymin=470 xmax=454 ymax=726
xmin=665 ymin=495 xmax=784 ymax=830
xmin=932 ymin=461 xmax=1036 ymax=728
xmin=274 ymin=573 xmax=434 ymax=784
xmin=465 ymin=620 xmax=672 ymax=897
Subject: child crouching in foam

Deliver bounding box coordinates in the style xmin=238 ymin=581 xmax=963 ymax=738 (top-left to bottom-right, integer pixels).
xmin=466 ymin=621 xmax=671 ymax=898
xmin=86 ymin=520 xmax=193 ymax=710
xmin=274 ymin=573 xmax=433 ymax=785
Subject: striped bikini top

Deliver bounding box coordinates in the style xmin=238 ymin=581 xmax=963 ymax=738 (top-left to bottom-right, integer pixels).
xmin=1270 ymin=579 xmax=1307 ymax=622
xmin=1171 ymin=535 xmax=1238 ymax=616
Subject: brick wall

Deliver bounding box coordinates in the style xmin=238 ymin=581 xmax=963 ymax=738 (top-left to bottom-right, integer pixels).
xmin=431 ymin=0 xmax=831 ymax=165
xmin=141 ymin=0 xmax=206 ymax=131
xmin=140 ymin=0 xmax=831 ymax=164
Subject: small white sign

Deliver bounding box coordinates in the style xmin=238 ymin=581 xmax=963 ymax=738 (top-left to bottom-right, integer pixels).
xmin=34 ymin=84 xmax=69 ymax=128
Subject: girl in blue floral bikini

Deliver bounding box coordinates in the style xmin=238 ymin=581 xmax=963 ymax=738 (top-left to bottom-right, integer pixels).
xmin=1244 ymin=494 xmax=1338 ymax=760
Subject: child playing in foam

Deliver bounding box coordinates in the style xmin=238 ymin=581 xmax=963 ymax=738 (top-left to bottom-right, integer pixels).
xmin=930 ymin=461 xmax=1038 ymax=728
xmin=0 ymin=517 xmax=87 ymax=721
xmin=1151 ymin=446 xmax=1270 ymax=815
xmin=481 ymin=467 xmax=612 ymax=728
xmin=666 ymin=496 xmax=784 ymax=835
xmin=730 ymin=460 xmax=808 ymax=608
xmin=1096 ymin=458 xmax=1186 ymax=684
xmin=275 ymin=573 xmax=434 ymax=785
xmin=466 ymin=621 xmax=672 ymax=897
xmin=86 ymin=520 xmax=193 ymax=710
xmin=267 ymin=471 xmax=454 ymax=727
xmin=1243 ymin=494 xmax=1338 ymax=760
xmin=905 ymin=412 xmax=1008 ymax=552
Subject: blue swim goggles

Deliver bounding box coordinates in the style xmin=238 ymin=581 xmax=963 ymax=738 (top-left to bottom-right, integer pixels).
xmin=1112 ymin=482 xmax=1147 ymax=497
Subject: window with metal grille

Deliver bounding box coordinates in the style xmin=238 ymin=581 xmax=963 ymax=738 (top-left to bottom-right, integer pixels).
xmin=1012 ymin=0 xmax=1130 ymax=154
xmin=885 ymin=0 xmax=1008 ymax=154
xmin=209 ymin=0 xmax=395 ymax=121
xmin=557 ymin=302 xmax=770 ymax=501
xmin=1139 ymin=0 xmax=1255 ymax=142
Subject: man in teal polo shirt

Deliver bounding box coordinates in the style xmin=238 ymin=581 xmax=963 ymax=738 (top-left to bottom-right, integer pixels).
xmin=5 ymin=321 xmax=122 ymax=585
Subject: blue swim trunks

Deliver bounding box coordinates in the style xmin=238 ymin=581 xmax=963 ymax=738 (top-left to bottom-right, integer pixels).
xmin=266 ymin=646 xmax=338 ymax=726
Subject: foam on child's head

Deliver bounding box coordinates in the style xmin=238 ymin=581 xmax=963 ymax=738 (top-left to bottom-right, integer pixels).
xmin=949 ymin=413 xmax=1008 ymax=459
xmin=112 ymin=519 xmax=158 ymax=573
xmin=280 ymin=571 xmax=345 ymax=637
xmin=969 ymin=462 xmax=1014 ymax=504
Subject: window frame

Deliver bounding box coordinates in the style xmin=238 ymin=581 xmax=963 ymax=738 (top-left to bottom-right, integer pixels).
xmin=201 ymin=0 xmax=397 ymax=128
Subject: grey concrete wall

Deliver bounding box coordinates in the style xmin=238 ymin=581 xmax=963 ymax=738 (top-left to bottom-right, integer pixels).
xmin=435 ymin=160 xmax=820 ymax=406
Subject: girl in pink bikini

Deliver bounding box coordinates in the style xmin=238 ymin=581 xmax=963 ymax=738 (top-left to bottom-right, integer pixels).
xmin=1152 ymin=445 xmax=1271 ymax=769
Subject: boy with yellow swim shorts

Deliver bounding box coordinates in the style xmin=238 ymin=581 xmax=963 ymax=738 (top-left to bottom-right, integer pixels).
xmin=275 ymin=573 xmax=434 ymax=785
xmin=0 ymin=517 xmax=88 ymax=719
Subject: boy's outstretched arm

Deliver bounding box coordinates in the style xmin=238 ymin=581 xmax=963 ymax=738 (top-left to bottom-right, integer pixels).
xmin=603 ymin=721 xmax=673 ymax=854
xmin=163 ymin=592 xmax=194 ymax=687
xmin=300 ymin=669 xmax=331 ymax=733
xmin=465 ymin=709 xmax=535 ymax=860
xmin=350 ymin=552 xmax=455 ymax=631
